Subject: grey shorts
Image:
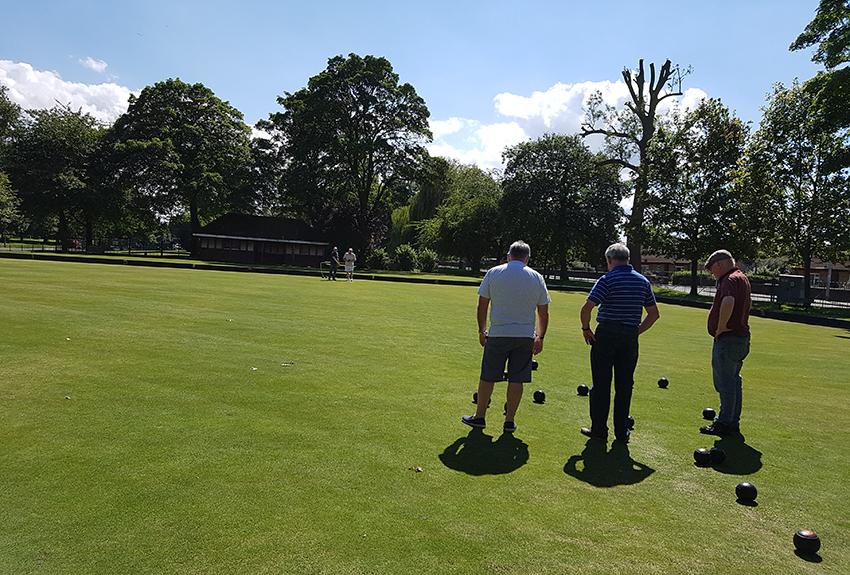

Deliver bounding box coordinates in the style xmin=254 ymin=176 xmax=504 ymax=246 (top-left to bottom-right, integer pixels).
xmin=480 ymin=337 xmax=534 ymax=383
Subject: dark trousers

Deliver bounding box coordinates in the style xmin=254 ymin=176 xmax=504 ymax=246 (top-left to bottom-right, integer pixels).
xmin=589 ymin=322 xmax=639 ymax=439
xmin=329 ymin=263 xmax=338 ymax=280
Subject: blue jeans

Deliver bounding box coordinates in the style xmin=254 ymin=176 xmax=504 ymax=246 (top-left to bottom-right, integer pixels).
xmin=711 ymin=335 xmax=750 ymax=427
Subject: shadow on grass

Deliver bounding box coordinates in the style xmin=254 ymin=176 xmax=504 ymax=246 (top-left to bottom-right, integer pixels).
xmin=563 ymin=439 xmax=654 ymax=487
xmin=712 ymin=434 xmax=762 ymax=475
xmin=439 ymin=428 xmax=528 ymax=475
xmin=794 ymin=550 xmax=823 ymax=563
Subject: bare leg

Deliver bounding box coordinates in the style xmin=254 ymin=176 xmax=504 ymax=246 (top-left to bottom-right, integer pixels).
xmin=474 ymin=380 xmax=495 ymax=419
xmin=505 ymin=382 xmax=523 ymax=422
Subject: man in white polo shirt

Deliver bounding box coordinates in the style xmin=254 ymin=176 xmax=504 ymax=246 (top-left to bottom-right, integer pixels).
xmin=462 ymin=240 xmax=551 ymax=433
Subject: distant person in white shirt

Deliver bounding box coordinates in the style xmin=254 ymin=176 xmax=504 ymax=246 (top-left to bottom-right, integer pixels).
xmin=462 ymin=240 xmax=551 ymax=433
xmin=343 ymin=248 xmax=356 ymax=282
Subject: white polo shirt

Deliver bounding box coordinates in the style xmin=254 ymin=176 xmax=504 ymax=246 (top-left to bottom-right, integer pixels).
xmin=478 ymin=260 xmax=551 ymax=338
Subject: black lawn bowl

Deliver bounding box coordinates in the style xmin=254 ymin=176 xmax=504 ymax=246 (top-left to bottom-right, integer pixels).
xmin=736 ymin=482 xmax=758 ymax=503
xmin=531 ymin=359 xmax=538 ymax=371
xmin=657 ymin=377 xmax=669 ymax=389
xmin=627 ymin=415 xmax=635 ymax=430
xmin=577 ymin=384 xmax=589 ymax=396
xmin=793 ymin=530 xmax=821 ymax=555
xmin=503 ymin=371 xmax=509 ymax=381
xmin=702 ymin=407 xmax=717 ymax=421
xmin=693 ymin=448 xmax=712 ymax=467
xmin=472 ymin=392 xmax=491 ymax=406
xmin=709 ymin=447 xmax=726 ymax=465
xmin=533 ymin=389 xmax=546 ymax=404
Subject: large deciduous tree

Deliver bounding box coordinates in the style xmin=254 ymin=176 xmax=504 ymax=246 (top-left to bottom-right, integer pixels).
xmin=649 ymin=98 xmax=751 ymax=294
xmin=103 ymin=79 xmax=252 ymax=255
xmin=500 ymin=134 xmax=624 ymax=277
xmin=0 ymin=171 xmax=20 ymax=240
xmin=0 ymin=86 xmax=21 ymax=163
xmin=790 ymin=0 xmax=850 ymax=170
xmin=746 ymin=81 xmax=850 ymax=304
xmin=7 ymin=105 xmax=103 ymax=249
xmin=418 ymin=162 xmax=502 ymax=270
xmin=581 ymin=59 xmax=687 ymax=272
xmin=260 ymin=54 xmax=431 ymax=251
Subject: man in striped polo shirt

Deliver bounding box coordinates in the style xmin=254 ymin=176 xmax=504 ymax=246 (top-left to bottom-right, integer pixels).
xmin=579 ymin=243 xmax=660 ymax=443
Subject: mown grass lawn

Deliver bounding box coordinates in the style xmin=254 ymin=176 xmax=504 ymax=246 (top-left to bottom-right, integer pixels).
xmin=1 ymin=259 xmax=848 ymax=574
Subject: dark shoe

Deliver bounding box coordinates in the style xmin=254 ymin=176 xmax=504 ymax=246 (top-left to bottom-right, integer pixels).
xmin=700 ymin=421 xmax=733 ymax=436
xmin=580 ymin=427 xmax=607 ymax=440
xmin=503 ymin=421 xmax=517 ymax=433
xmin=462 ymin=415 xmax=486 ymax=428
xmin=614 ymin=430 xmax=631 ymax=444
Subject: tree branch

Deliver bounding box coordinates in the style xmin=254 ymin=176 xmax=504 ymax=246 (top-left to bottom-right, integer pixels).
xmin=580 ymin=127 xmax=640 ymax=146
xmin=597 ymin=158 xmax=640 ymax=173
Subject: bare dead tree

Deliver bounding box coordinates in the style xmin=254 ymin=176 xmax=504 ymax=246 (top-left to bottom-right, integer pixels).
xmin=581 ymin=59 xmax=689 ymax=272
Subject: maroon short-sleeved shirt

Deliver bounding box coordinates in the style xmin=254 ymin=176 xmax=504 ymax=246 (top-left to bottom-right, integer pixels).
xmin=707 ymin=268 xmax=751 ymax=337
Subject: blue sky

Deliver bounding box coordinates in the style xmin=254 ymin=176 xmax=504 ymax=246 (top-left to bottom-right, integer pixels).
xmin=1 ymin=0 xmax=823 ymax=167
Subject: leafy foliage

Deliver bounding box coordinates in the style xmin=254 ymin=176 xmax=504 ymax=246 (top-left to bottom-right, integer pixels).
xmin=791 ymin=0 xmax=850 ymax=169
xmin=745 ymin=80 xmax=850 ymax=303
xmin=501 ymin=134 xmax=624 ymax=273
xmin=7 ymin=105 xmax=103 ymax=248
xmin=392 ymin=243 xmax=419 ymax=271
xmin=260 ymin=54 xmax=431 ymax=251
xmin=101 ymin=79 xmax=252 ymax=253
xmin=648 ymin=98 xmax=752 ymax=293
xmin=365 ymin=247 xmax=391 ymax=270
xmin=419 ymin=163 xmax=502 ymax=269
xmin=417 ymin=247 xmax=439 ymax=272
xmin=0 ymin=171 xmax=21 ymax=239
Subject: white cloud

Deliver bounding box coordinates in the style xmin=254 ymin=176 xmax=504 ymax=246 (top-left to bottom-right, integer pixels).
xmin=0 ymin=60 xmax=135 ymax=124
xmin=79 ymin=57 xmax=108 ymax=73
xmin=427 ymin=80 xmax=708 ymax=170
xmin=428 ymin=121 xmax=527 ymax=169
xmin=429 ymin=117 xmax=466 ymax=139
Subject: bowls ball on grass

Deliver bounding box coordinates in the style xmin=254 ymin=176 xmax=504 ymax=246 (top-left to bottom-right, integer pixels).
xmin=472 ymin=392 xmax=491 ymax=406
xmin=533 ymin=389 xmax=546 ymax=404
xmin=793 ymin=530 xmax=821 ymax=555
xmin=736 ymin=482 xmax=758 ymax=503
xmin=531 ymin=359 xmax=538 ymax=371
xmin=693 ymin=448 xmax=712 ymax=467
xmin=577 ymin=384 xmax=589 ymax=397
xmin=702 ymin=407 xmax=716 ymax=421
xmin=657 ymin=377 xmax=669 ymax=389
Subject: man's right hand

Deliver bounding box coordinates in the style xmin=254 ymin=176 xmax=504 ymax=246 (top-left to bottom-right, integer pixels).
xmin=479 ymin=331 xmax=488 ymax=347
xmin=582 ymin=328 xmax=596 ymax=345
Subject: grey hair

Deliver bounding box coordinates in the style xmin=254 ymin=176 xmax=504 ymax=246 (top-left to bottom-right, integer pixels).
xmin=508 ymin=240 xmax=531 ymax=260
xmin=605 ymin=242 xmax=630 ymax=262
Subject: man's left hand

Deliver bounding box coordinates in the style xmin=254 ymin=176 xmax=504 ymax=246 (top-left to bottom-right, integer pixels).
xmin=533 ymin=336 xmax=544 ymax=355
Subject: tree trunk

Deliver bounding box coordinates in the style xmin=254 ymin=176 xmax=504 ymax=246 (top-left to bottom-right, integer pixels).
xmin=689 ymin=258 xmax=699 ymax=296
xmin=628 ymin=170 xmax=648 ymax=273
xmin=84 ymin=219 xmax=93 ymax=252
xmin=189 ymin=194 xmax=199 ymax=258
xmin=558 ymin=241 xmax=568 ymax=283
xmin=802 ymin=253 xmax=812 ymax=307
xmin=57 ymin=210 xmax=70 ymax=252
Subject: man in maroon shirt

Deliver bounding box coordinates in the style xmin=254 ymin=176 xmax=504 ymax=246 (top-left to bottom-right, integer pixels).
xmin=701 ymin=249 xmax=752 ymax=436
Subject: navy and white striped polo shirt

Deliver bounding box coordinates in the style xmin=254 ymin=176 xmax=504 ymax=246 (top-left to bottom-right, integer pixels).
xmin=588 ymin=264 xmax=656 ymax=327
